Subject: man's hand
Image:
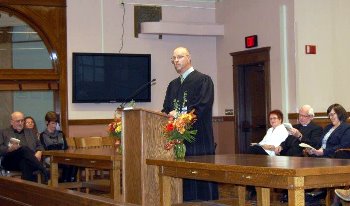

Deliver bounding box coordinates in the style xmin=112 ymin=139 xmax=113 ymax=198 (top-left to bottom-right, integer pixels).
xmin=275 ymin=146 xmax=283 ymax=155
xmin=35 ymin=151 xmax=42 ymax=161
xmin=305 ymin=148 xmax=323 ymax=156
xmin=7 ymin=144 xmax=20 ymax=152
xmin=289 ymin=128 xmax=302 ymax=139
xmin=261 ymin=144 xmax=275 ymax=151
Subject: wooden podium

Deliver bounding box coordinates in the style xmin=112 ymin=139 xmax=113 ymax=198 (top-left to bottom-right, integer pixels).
xmin=121 ymin=108 xmax=182 ymax=205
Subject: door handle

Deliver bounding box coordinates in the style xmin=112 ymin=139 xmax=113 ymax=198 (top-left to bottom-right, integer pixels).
xmin=254 ymin=124 xmax=266 ymax=129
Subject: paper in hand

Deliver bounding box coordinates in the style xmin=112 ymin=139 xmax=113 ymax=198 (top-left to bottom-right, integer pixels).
xmin=299 ymin=143 xmax=315 ymax=150
xmin=283 ymin=123 xmax=293 ymax=131
xmin=8 ymin=137 xmax=20 ymax=147
xmin=10 ymin=138 xmax=20 ymax=144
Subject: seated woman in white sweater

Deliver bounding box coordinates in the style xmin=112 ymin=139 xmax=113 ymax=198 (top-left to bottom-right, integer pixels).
xmin=248 ymin=109 xmax=289 ymax=156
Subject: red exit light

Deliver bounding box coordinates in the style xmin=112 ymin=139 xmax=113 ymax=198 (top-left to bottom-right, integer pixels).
xmin=245 ymin=35 xmax=258 ymax=48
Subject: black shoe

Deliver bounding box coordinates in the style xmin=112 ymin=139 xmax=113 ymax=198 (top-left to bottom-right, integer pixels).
xmin=40 ymin=169 xmax=49 ymax=183
xmin=279 ymin=189 xmax=326 ymax=204
xmin=280 ymin=192 xmax=288 ymax=203
xmin=305 ymin=189 xmax=326 ymax=204
xmin=247 ymin=190 xmax=257 ymax=201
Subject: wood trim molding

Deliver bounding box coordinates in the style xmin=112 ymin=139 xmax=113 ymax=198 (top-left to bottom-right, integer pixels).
xmin=69 ymin=116 xmax=235 ymax=126
xmin=68 ymin=119 xmax=113 ymax=125
xmin=231 ymin=47 xmax=271 ymax=65
xmin=288 ymin=112 xmax=350 ymax=119
xmin=0 ymin=81 xmax=58 ymax=91
xmin=0 ymin=72 xmax=59 ymax=81
xmin=212 ymin=116 xmax=234 ymax=122
xmin=0 ymin=0 xmax=66 ymax=7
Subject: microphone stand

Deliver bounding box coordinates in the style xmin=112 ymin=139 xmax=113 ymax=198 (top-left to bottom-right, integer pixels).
xmin=117 ymin=78 xmax=156 ymax=110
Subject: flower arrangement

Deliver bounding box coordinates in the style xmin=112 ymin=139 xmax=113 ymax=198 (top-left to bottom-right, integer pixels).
xmin=107 ymin=111 xmax=122 ymax=152
xmin=163 ymin=109 xmax=197 ymax=159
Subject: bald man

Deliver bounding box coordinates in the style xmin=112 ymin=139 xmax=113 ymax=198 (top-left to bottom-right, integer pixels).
xmin=162 ymin=47 xmax=218 ymax=201
xmin=275 ymin=105 xmax=323 ymax=156
xmin=0 ymin=111 xmax=48 ymax=182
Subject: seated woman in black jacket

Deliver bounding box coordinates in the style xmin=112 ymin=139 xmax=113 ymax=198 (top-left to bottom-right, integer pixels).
xmin=306 ymin=103 xmax=350 ymax=157
xmin=40 ymin=111 xmax=77 ymax=182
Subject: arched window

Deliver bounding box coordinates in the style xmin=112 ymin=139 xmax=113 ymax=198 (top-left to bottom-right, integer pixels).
xmin=0 ymin=11 xmax=52 ymax=70
xmin=0 ymin=1 xmax=67 ymax=133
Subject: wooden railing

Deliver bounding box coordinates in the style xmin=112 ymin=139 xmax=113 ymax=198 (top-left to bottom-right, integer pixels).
xmin=0 ymin=176 xmax=135 ymax=206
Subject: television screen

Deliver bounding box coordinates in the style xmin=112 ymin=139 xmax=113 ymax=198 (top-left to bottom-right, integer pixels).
xmin=72 ymin=52 xmax=151 ymax=103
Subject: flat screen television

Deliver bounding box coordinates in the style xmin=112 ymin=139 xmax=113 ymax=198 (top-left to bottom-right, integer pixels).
xmin=72 ymin=52 xmax=151 ymax=103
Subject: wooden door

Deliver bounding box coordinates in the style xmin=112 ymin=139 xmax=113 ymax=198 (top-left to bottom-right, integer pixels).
xmin=231 ymin=47 xmax=271 ymax=153
xmin=237 ymin=63 xmax=267 ymax=153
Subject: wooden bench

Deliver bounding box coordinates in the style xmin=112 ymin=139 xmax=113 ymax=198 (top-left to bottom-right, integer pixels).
xmin=0 ymin=176 xmax=135 ymax=206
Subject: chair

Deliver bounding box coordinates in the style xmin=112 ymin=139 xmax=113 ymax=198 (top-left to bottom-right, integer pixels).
xmin=74 ymin=136 xmax=103 ymax=193
xmin=101 ymin=136 xmax=116 ymax=148
xmin=65 ymin=137 xmax=76 ymax=149
xmin=98 ymin=137 xmax=116 ymax=179
xmin=74 ymin=136 xmax=102 ymax=149
xmin=335 ymin=189 xmax=350 ymax=205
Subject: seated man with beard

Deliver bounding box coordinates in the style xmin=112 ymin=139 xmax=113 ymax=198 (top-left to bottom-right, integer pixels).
xmin=0 ymin=111 xmax=48 ymax=182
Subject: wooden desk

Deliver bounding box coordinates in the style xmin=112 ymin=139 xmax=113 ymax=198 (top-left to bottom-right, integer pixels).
xmin=146 ymin=154 xmax=350 ymax=206
xmin=43 ymin=148 xmax=122 ymax=201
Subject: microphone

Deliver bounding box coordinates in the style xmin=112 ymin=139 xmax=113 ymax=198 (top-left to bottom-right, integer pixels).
xmin=117 ymin=78 xmax=156 ymax=109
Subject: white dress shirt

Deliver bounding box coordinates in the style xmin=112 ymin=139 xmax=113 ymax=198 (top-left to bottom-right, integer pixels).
xmin=259 ymin=124 xmax=289 ymax=156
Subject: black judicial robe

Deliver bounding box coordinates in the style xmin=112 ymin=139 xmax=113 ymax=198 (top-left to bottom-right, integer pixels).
xmin=162 ymin=70 xmax=218 ymax=201
xmin=279 ymin=122 xmax=323 ymax=156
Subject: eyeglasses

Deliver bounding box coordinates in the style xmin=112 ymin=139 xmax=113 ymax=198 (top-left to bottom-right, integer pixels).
xmin=25 ymin=121 xmax=34 ymax=125
xmin=269 ymin=117 xmax=279 ymax=120
xmin=299 ymin=114 xmax=310 ymax=118
xmin=13 ymin=119 xmax=24 ymax=123
xmin=171 ymin=55 xmax=186 ymax=61
xmin=329 ymin=112 xmax=337 ymax=117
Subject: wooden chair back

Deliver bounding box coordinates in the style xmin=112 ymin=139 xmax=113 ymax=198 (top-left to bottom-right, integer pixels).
xmin=65 ymin=138 xmax=76 ymax=149
xmin=74 ymin=136 xmax=102 ymax=149
xmin=101 ymin=137 xmax=116 ymax=148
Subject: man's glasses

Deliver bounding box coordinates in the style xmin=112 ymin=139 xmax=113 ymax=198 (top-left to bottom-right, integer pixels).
xmin=298 ymin=114 xmax=310 ymax=118
xmin=171 ymin=55 xmax=186 ymax=61
xmin=13 ymin=119 xmax=24 ymax=123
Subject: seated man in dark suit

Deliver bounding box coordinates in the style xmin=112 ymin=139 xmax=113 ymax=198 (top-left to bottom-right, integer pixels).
xmin=0 ymin=111 xmax=48 ymax=182
xmin=275 ymin=105 xmax=323 ymax=156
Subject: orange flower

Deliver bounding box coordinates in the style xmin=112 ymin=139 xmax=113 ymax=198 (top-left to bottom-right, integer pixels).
xmin=107 ymin=113 xmax=122 ymax=138
xmin=162 ymin=109 xmax=197 ymax=150
xmin=166 ymin=123 xmax=174 ymax=131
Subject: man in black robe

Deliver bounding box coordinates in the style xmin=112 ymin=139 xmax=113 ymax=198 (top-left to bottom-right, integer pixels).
xmin=162 ymin=46 xmax=218 ymax=201
xmin=275 ymin=104 xmax=323 ymax=156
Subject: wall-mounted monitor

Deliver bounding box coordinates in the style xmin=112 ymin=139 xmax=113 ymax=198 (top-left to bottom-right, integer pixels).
xmin=72 ymin=52 xmax=151 ymax=103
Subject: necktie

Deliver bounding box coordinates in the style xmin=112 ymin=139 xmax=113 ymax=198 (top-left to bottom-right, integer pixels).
xmin=180 ymin=75 xmax=184 ymax=84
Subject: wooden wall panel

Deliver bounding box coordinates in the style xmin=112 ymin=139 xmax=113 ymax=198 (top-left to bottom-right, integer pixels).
xmin=0 ymin=91 xmax=13 ymax=129
xmin=213 ymin=116 xmax=235 ymax=154
xmin=69 ymin=116 xmax=237 ymax=155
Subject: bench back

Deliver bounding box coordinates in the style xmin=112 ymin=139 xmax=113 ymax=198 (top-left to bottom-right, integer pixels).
xmin=0 ymin=176 xmax=135 ymax=206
